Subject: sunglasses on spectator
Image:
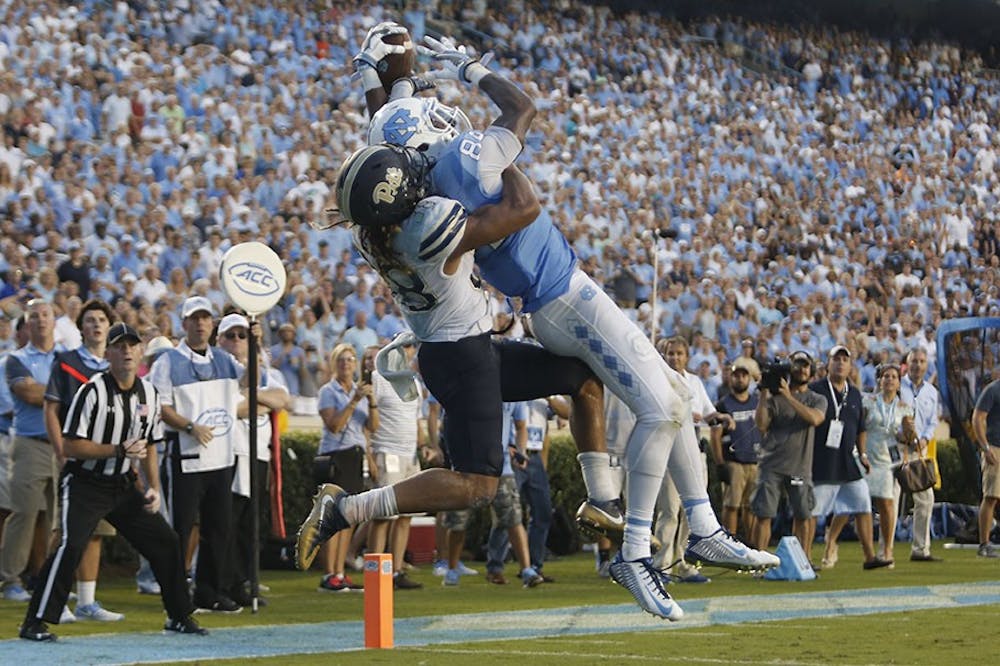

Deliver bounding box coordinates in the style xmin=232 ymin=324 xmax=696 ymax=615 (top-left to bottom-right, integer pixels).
xmin=223 ymin=331 xmax=247 ymax=340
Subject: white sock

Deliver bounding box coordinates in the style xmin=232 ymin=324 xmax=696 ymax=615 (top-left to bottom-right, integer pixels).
xmin=684 ymin=499 xmax=720 ymax=536
xmin=668 ymin=422 xmax=722 ymax=536
xmin=621 ymin=420 xmax=678 ymax=561
xmin=78 ymin=580 xmax=96 ymax=607
xmin=340 ymin=487 xmax=398 ymax=525
xmin=621 ymin=498 xmax=654 ymax=561
xmin=577 ymin=452 xmax=615 ymax=503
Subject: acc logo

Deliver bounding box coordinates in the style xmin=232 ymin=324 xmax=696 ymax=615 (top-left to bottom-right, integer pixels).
xmin=196 ymin=408 xmax=233 ymax=437
xmin=226 ymin=261 xmax=280 ymax=298
xmin=373 ymin=166 xmax=403 ymax=205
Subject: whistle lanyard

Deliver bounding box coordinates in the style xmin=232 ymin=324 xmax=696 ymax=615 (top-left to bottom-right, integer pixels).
xmin=827 ymin=379 xmax=849 ymax=420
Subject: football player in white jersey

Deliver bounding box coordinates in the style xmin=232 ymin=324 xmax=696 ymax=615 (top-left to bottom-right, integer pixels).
xmin=296 ymin=63 xmax=605 ymax=602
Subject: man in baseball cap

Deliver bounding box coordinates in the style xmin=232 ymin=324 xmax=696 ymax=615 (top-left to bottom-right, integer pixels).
xmin=106 ymin=323 xmax=141 ymax=346
xmin=181 ymin=296 xmax=214 ymax=319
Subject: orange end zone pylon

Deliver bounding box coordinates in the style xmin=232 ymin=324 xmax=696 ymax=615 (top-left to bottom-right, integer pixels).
xmin=364 ymin=553 xmax=394 ymax=648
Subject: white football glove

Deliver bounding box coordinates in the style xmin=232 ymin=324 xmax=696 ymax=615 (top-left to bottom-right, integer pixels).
xmin=418 ymin=35 xmax=492 ymax=85
xmin=354 ymin=21 xmax=409 ymax=73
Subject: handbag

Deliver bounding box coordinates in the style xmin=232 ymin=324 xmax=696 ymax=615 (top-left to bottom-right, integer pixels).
xmin=894 ymin=458 xmax=937 ymax=494
xmin=312 ymin=454 xmax=337 ymax=485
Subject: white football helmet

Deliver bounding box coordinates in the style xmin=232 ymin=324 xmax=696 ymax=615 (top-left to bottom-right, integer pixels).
xmin=367 ymin=97 xmax=472 ymax=161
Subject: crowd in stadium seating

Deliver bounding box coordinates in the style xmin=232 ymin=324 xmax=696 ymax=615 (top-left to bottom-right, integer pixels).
xmin=1 ymin=0 xmax=998 ymax=406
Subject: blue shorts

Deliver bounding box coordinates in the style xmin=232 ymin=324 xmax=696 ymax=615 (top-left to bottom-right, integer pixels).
xmin=812 ymin=479 xmax=872 ymax=517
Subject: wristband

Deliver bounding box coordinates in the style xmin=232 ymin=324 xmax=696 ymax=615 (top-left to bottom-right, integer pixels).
xmin=358 ymin=66 xmax=383 ymax=92
xmin=185 ymin=422 xmax=194 ymax=434
xmin=460 ymin=61 xmax=490 ymax=86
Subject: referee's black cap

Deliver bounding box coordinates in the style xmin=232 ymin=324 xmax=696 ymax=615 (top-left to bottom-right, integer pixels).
xmin=107 ymin=323 xmax=142 ymax=346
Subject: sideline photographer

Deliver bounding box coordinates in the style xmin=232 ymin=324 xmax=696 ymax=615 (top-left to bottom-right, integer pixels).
xmin=751 ymin=351 xmax=827 ymax=555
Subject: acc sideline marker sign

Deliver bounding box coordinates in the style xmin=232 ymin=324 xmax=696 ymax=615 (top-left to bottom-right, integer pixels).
xmin=220 ymin=242 xmax=287 ymax=316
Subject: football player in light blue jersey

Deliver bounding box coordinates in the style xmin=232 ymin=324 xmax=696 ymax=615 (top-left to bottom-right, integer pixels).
xmin=297 ymin=31 xmax=606 ymax=609
xmin=362 ymin=29 xmax=780 ymax=616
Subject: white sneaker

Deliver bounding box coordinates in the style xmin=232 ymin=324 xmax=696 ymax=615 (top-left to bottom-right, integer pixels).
xmin=685 ymin=528 xmax=781 ymax=572
xmin=456 ymin=561 xmax=479 ymax=576
xmin=2 ymin=584 xmax=31 ymax=602
xmin=137 ymin=578 xmax=161 ymax=595
xmin=432 ymin=559 xmax=448 ymax=577
xmin=608 ymin=553 xmax=683 ymax=621
xmin=60 ymin=605 xmax=77 ymax=624
xmin=75 ymin=601 xmax=125 ymax=622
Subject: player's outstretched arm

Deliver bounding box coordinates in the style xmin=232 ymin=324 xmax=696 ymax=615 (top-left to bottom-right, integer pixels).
xmin=478 ymin=74 xmax=535 ymax=143
xmin=422 ymin=35 xmax=536 ymax=142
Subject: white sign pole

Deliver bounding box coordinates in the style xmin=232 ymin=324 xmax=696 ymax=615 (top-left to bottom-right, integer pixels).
xmin=220 ymin=242 xmax=287 ymax=613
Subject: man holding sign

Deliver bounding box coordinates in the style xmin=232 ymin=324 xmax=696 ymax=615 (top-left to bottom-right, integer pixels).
xmin=20 ymin=323 xmax=203 ymax=641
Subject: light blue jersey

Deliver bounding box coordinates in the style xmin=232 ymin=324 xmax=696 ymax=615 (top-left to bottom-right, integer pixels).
xmin=429 ymin=128 xmax=577 ymax=313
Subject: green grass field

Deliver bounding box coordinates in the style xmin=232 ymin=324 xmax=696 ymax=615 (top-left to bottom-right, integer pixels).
xmin=2 ymin=541 xmax=998 ymax=664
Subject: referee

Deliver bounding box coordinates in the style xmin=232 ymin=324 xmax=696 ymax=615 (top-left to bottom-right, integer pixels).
xmin=20 ymin=324 xmax=205 ymax=641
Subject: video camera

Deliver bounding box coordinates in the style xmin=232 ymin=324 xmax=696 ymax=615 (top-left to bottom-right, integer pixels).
xmin=760 ymin=359 xmax=791 ymax=393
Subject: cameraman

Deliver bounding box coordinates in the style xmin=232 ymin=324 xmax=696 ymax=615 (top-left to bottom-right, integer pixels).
xmin=751 ymin=351 xmax=827 ymax=554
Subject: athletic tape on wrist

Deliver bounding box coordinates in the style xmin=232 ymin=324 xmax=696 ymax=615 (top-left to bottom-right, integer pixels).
xmin=463 ymin=62 xmax=490 ymax=86
xmin=359 ymin=66 xmax=383 ymax=92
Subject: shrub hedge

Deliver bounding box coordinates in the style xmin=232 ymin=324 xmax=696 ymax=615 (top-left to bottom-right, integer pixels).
xmin=274 ymin=432 xmax=981 ymax=549
xmin=101 ymin=431 xmax=985 ymax=565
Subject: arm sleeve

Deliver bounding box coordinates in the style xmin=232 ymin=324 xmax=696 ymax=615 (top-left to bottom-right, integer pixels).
xmin=975 ymin=383 xmax=997 ymax=414
xmin=63 ymin=383 xmax=97 ymax=440
xmin=475 ymin=126 xmax=523 ymax=199
xmin=148 ymin=392 xmax=165 ymax=445
xmin=44 ymin=357 xmax=65 ymax=403
xmin=149 ymin=353 xmax=174 ymax=406
xmin=6 ymin=355 xmax=30 ymax=387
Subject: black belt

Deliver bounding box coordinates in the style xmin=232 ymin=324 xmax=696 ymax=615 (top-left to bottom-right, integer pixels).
xmin=527 ymin=449 xmax=543 ymax=456
xmin=64 ymin=463 xmax=135 ymax=484
xmin=24 ymin=435 xmax=49 ymax=443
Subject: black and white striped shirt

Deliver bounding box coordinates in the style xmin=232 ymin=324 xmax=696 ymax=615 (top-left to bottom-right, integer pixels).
xmin=63 ymin=372 xmax=164 ymax=476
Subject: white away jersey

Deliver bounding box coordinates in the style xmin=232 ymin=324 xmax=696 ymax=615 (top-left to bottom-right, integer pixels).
xmin=354 ymin=196 xmax=493 ymax=342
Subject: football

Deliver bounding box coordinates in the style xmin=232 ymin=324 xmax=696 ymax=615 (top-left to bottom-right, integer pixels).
xmin=378 ymin=30 xmax=416 ymax=90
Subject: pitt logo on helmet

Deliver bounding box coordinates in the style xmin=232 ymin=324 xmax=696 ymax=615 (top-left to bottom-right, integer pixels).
xmin=372 ymin=166 xmax=403 ymax=205
xmin=226 ymin=261 xmax=281 ymax=297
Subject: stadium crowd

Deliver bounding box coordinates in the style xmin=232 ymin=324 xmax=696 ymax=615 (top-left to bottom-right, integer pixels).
xmin=0 ymin=0 xmax=997 ymax=632
xmin=0 ymin=1 xmax=998 ymax=401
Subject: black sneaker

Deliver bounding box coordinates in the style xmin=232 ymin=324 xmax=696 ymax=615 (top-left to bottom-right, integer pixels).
xmin=863 ymin=557 xmax=893 ymax=570
xmin=165 ymin=616 xmax=208 ymax=635
xmin=20 ymin=619 xmax=56 ymax=642
xmin=393 ymin=572 xmax=423 ymax=590
xmin=194 ymin=595 xmax=243 ymax=614
xmin=230 ymin=588 xmax=268 ymax=607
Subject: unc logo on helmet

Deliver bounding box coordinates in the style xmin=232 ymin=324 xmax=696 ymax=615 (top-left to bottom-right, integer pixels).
xmin=225 ymin=261 xmax=281 ymax=298
xmin=368 ymin=97 xmax=473 ymax=161
xmin=381 ymin=108 xmax=419 ymax=145
xmin=196 ymin=408 xmax=234 ymax=437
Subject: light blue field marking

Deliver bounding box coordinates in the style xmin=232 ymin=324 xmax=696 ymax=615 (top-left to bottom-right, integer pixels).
xmin=3 ymin=582 xmax=999 ymax=664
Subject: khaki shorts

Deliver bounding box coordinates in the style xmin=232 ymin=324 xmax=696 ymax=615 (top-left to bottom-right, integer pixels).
xmin=374 ymin=452 xmax=421 ymax=488
xmin=722 ymin=462 xmax=758 ymax=509
xmin=982 ymin=451 xmax=1000 ymax=499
